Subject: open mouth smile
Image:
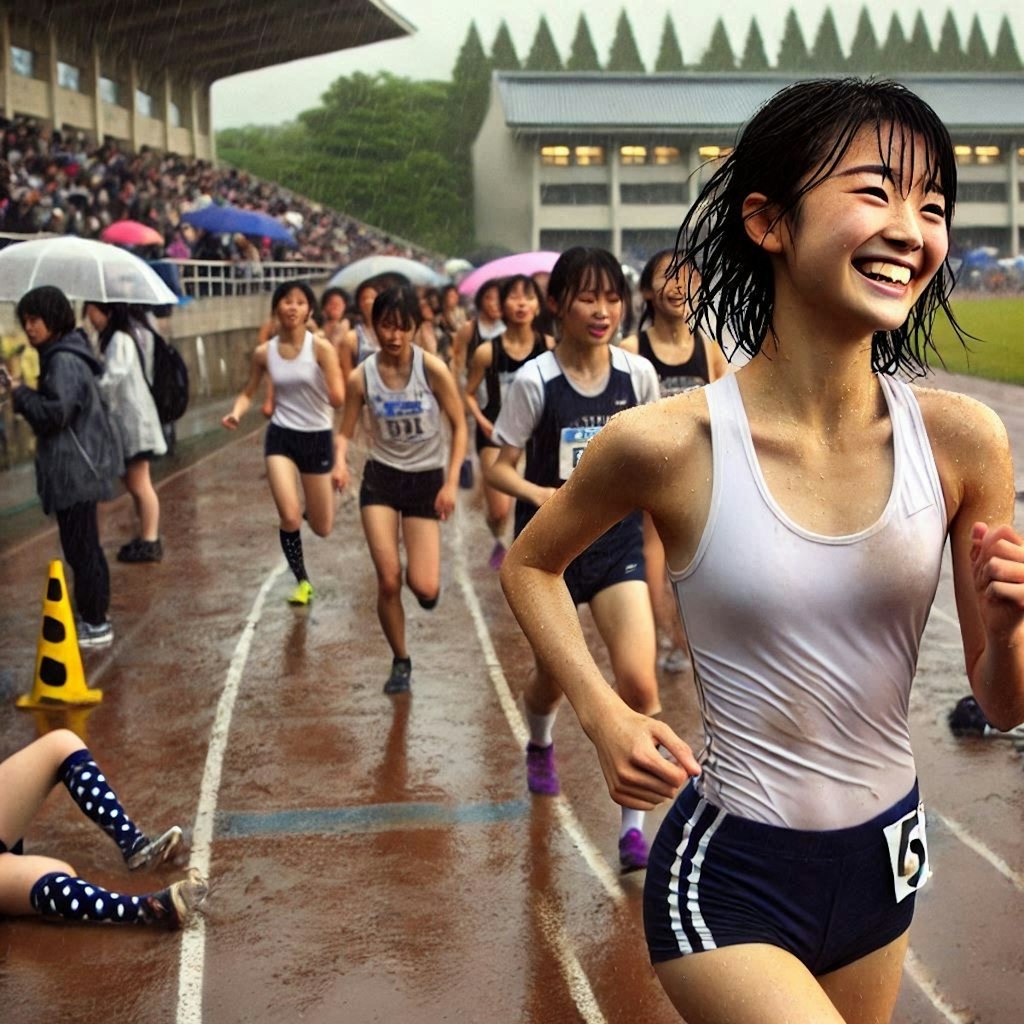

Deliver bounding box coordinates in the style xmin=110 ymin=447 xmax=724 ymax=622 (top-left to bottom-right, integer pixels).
xmin=854 ymin=259 xmax=913 ymax=287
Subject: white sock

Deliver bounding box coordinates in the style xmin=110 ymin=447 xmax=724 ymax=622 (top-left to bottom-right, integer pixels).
xmin=620 ymin=807 xmax=645 ymax=837
xmin=525 ymin=708 xmax=557 ymax=747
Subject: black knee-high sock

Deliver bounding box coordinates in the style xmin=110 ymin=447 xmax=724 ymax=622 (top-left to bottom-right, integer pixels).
xmin=59 ymin=749 xmax=146 ymax=862
xmin=279 ymin=529 xmax=307 ymax=582
xmin=30 ymin=872 xmax=166 ymax=924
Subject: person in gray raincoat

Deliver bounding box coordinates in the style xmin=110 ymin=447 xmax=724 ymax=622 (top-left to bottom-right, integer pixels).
xmin=5 ymin=286 xmax=123 ymax=646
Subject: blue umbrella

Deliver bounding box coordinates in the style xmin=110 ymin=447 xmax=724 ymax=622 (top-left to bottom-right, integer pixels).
xmin=181 ymin=204 xmax=297 ymax=245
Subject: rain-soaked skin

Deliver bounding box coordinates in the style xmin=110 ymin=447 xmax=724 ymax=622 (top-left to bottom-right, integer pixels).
xmin=0 ymin=369 xmax=1020 ymax=1024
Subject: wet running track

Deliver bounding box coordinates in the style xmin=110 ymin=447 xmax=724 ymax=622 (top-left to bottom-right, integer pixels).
xmin=0 ymin=370 xmax=1021 ymax=1024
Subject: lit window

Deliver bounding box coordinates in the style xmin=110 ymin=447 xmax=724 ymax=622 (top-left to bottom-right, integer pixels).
xmin=136 ymin=90 xmax=154 ymax=118
xmin=620 ymin=145 xmax=647 ymax=165
xmin=974 ymin=145 xmax=1001 ymax=165
xmin=10 ymin=46 xmax=34 ymax=78
xmin=100 ymin=77 xmax=119 ymax=105
xmin=698 ymin=145 xmax=732 ymax=161
xmin=954 ymin=145 xmax=973 ymax=164
xmin=540 ymin=145 xmax=570 ymax=167
xmin=170 ymin=102 xmax=181 ymax=128
xmin=654 ymin=146 xmax=681 ymax=165
xmin=57 ymin=62 xmax=81 ymax=92
xmin=575 ymin=145 xmax=605 ymax=166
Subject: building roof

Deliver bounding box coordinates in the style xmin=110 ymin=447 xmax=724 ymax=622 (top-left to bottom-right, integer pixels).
xmin=15 ymin=0 xmax=413 ymax=84
xmin=496 ymin=72 xmax=1024 ymax=134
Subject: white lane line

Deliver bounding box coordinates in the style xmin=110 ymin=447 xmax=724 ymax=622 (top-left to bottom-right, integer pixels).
xmin=452 ymin=515 xmax=624 ymax=906
xmin=903 ymin=949 xmax=975 ymax=1024
xmin=176 ymin=562 xmax=287 ymax=1024
xmin=535 ymin=896 xmax=610 ymax=1024
xmin=933 ymin=812 xmax=1024 ymax=893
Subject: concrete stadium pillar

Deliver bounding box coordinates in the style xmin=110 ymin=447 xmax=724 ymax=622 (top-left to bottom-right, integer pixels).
xmin=530 ymin=147 xmax=540 ymax=251
xmin=163 ymin=68 xmax=173 ymax=152
xmin=0 ymin=13 xmax=11 ymax=120
xmin=91 ymin=44 xmax=104 ymax=145
xmin=47 ymin=27 xmax=60 ymax=133
xmin=190 ymin=82 xmax=201 ymax=160
xmin=129 ymin=58 xmax=139 ymax=153
xmin=1009 ymin=142 xmax=1021 ymax=257
xmin=609 ymin=142 xmax=622 ymax=258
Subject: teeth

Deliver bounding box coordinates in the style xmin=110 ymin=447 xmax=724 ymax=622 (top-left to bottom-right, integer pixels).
xmin=859 ymin=260 xmax=911 ymax=285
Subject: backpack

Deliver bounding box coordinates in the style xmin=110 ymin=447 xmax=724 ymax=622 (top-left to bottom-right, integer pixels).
xmin=134 ymin=326 xmax=189 ymax=424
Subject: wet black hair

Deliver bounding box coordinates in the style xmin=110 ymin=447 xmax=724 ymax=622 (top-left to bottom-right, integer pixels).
xmin=672 ymin=77 xmax=964 ymax=376
xmin=86 ymin=301 xmax=137 ymax=353
xmin=473 ymin=278 xmax=501 ymax=314
xmin=371 ymin=285 xmax=423 ymax=333
xmin=271 ymin=279 xmax=318 ymax=319
xmin=355 ymin=273 xmax=410 ymax=307
xmin=546 ymin=247 xmax=628 ymax=319
xmin=320 ymin=286 xmax=349 ymax=311
xmin=637 ymin=248 xmax=685 ymax=334
xmin=498 ymin=274 xmax=540 ymax=308
xmin=17 ymin=285 xmax=75 ymax=339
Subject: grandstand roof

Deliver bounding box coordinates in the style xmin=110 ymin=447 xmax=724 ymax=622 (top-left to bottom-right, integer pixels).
xmin=18 ymin=0 xmax=414 ymax=83
xmin=496 ymin=72 xmax=1024 ymax=134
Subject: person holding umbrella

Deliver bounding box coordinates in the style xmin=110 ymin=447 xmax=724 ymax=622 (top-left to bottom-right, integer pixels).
xmin=2 ymin=286 xmax=122 ymax=645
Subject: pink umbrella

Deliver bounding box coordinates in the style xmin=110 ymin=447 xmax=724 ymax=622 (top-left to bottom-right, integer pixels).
xmin=101 ymin=220 xmax=164 ymax=247
xmin=457 ymin=251 xmax=561 ymax=297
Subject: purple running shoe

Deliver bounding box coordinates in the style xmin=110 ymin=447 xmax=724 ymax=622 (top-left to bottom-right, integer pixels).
xmin=618 ymin=828 xmax=649 ymax=873
xmin=488 ymin=541 xmax=507 ymax=571
xmin=525 ymin=742 xmax=560 ymax=796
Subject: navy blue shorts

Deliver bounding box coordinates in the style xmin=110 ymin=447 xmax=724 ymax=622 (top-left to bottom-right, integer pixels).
xmin=360 ymin=460 xmax=444 ymax=520
xmin=564 ymin=514 xmax=645 ymax=606
xmin=264 ymin=423 xmax=334 ymax=475
xmin=644 ymin=781 xmax=926 ymax=976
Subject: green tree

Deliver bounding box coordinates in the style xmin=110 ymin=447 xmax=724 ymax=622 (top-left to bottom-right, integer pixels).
xmin=566 ymin=14 xmax=601 ymax=71
xmin=449 ymin=22 xmax=490 ymax=147
xmin=847 ymin=8 xmax=880 ymax=71
xmin=810 ymin=8 xmax=845 ymax=70
xmin=776 ymin=9 xmax=811 ymax=71
xmin=992 ymin=16 xmax=1023 ymax=71
xmin=740 ymin=18 xmax=770 ymax=71
xmin=654 ymin=14 xmax=685 ymax=71
xmin=965 ymin=15 xmax=991 ymax=69
xmin=905 ymin=12 xmax=936 ymax=71
xmin=935 ymin=11 xmax=964 ymax=70
xmin=524 ymin=16 xmax=563 ymax=71
xmin=607 ymin=9 xmax=645 ymax=72
xmin=700 ymin=18 xmax=736 ymax=71
xmin=490 ymin=21 xmax=520 ymax=71
xmin=878 ymin=14 xmax=910 ymax=72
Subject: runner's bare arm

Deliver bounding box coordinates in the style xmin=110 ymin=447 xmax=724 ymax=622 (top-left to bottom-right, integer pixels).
xmin=463 ymin=343 xmax=493 ymax=434
xmin=313 ymin=336 xmax=346 ymax=407
xmin=222 ymin=344 xmax=268 ymax=428
xmin=924 ymin=390 xmax=1024 ymax=729
xmin=483 ymin=445 xmax=555 ymax=508
xmin=424 ymin=353 xmax=467 ymax=519
xmin=499 ymin=408 xmax=701 ymax=809
xmin=333 ymin=367 xmax=365 ymax=491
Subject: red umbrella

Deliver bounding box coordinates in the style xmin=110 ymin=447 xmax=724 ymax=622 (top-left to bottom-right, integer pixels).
xmin=101 ymin=220 xmax=164 ymax=247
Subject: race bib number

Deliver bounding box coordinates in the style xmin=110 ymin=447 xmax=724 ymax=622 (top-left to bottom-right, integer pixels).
xmin=381 ymin=399 xmax=427 ymax=443
xmin=883 ymin=802 xmax=931 ymax=903
xmin=559 ymin=426 xmax=602 ymax=480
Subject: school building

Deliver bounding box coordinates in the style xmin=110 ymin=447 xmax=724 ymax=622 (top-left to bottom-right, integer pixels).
xmin=0 ymin=0 xmax=412 ymax=159
xmin=472 ymin=71 xmax=1024 ymax=264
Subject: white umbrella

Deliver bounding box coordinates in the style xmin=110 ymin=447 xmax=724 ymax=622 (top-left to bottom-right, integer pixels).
xmin=328 ymin=255 xmax=448 ymax=291
xmin=0 ymin=236 xmax=179 ymax=305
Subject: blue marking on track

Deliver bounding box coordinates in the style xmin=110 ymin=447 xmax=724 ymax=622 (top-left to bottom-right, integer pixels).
xmin=217 ymin=799 xmax=530 ymax=838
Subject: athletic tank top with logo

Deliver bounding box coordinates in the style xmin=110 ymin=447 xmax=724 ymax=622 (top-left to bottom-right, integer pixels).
xmin=669 ymin=373 xmax=946 ymax=830
xmin=267 ymin=332 xmax=333 ymax=432
xmin=481 ymin=330 xmax=548 ymax=423
xmin=637 ymin=329 xmax=711 ymax=397
xmin=362 ymin=346 xmax=445 ymax=472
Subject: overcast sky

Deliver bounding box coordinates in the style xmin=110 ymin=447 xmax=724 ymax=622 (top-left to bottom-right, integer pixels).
xmin=211 ymin=1 xmax=1024 ymax=129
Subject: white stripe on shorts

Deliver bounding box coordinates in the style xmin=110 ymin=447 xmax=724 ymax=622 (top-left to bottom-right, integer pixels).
xmin=667 ymin=797 xmax=726 ymax=955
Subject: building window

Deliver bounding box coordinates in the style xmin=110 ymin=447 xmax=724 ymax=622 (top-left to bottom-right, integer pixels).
xmin=540 ymin=228 xmax=612 ymax=251
xmin=653 ymin=146 xmax=681 ymax=165
xmin=574 ymin=145 xmax=605 ymax=166
xmin=10 ymin=46 xmax=34 ymax=78
xmin=540 ymin=183 xmax=610 ymax=206
xmin=955 ymin=144 xmax=1004 ymax=166
xmin=540 ymin=145 xmax=571 ymax=167
xmin=698 ymin=145 xmax=732 ymax=161
xmin=57 ymin=61 xmax=81 ymax=92
xmin=100 ymin=77 xmax=120 ymax=105
xmin=958 ymin=182 xmax=1008 ymax=203
xmin=620 ymin=182 xmax=687 ymax=205
xmin=620 ymin=145 xmax=647 ymax=165
xmin=170 ymin=102 xmax=182 ymax=128
xmin=136 ymin=90 xmax=154 ymax=117
xmin=622 ymin=229 xmax=679 ymax=265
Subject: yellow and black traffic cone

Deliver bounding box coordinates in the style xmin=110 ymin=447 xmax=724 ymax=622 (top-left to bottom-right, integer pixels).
xmin=17 ymin=560 xmax=103 ymax=708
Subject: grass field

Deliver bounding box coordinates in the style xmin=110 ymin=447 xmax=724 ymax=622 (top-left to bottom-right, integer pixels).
xmin=933 ymin=296 xmax=1024 ymax=385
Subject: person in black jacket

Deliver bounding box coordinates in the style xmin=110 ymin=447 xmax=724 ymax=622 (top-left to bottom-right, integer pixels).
xmin=4 ymin=286 xmax=122 ymax=646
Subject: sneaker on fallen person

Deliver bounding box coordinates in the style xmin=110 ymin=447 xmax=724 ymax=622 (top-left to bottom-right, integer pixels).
xmin=127 ymin=825 xmax=184 ymax=871
xmin=142 ymin=868 xmax=209 ymax=929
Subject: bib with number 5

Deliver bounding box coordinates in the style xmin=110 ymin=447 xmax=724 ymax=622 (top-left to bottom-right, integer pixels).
xmin=883 ymin=802 xmax=931 ymax=903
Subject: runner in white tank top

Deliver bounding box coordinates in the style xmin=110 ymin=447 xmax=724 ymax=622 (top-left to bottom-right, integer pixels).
xmin=223 ymin=282 xmax=345 ymax=606
xmin=498 ymin=79 xmax=1023 ymax=1024
xmin=335 ymin=285 xmax=467 ymax=696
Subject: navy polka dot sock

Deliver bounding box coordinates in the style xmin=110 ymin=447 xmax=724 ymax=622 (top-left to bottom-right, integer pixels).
xmin=58 ymin=749 xmax=147 ymax=863
xmin=30 ymin=872 xmax=149 ymax=924
xmin=279 ymin=528 xmax=307 ymax=582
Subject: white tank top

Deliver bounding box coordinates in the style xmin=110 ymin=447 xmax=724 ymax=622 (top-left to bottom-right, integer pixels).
xmin=355 ymin=323 xmax=379 ymax=366
xmin=267 ymin=332 xmax=333 ymax=432
xmin=669 ymin=373 xmax=946 ymax=830
xmin=362 ymin=346 xmax=446 ymax=472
